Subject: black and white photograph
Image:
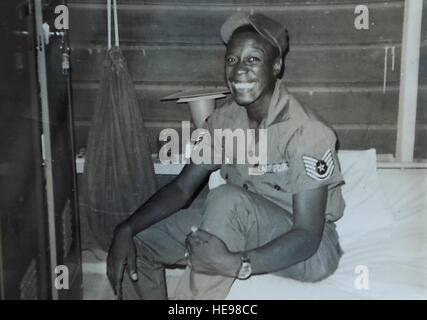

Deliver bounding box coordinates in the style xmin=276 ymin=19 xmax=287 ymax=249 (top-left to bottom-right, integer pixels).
xmin=0 ymin=0 xmax=426 ymax=303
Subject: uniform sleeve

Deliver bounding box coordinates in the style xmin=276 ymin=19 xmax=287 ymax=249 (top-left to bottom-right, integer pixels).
xmin=285 ymin=121 xmax=344 ymax=194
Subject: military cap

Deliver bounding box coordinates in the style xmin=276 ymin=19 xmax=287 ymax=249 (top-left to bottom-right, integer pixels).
xmin=220 ymin=12 xmax=289 ymax=57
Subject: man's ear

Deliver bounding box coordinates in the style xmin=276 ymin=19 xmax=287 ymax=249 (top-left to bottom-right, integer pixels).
xmin=272 ymin=57 xmax=282 ymax=77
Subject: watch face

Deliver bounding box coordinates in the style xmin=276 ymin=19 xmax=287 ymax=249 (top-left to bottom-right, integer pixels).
xmin=238 ymin=262 xmax=252 ymax=280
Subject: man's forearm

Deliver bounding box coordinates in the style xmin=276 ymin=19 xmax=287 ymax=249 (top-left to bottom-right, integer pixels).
xmin=117 ymin=163 xmax=211 ymax=237
xmin=246 ymin=228 xmax=320 ymax=274
xmin=118 ymin=182 xmax=191 ymax=237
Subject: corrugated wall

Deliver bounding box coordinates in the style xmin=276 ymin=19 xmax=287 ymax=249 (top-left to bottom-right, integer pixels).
xmin=68 ymin=0 xmax=427 ymax=158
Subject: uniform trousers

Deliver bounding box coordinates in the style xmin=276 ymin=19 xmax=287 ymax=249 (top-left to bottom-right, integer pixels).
xmin=122 ymin=183 xmax=343 ymax=300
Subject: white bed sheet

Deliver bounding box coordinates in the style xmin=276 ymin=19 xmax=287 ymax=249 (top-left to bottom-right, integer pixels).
xmin=227 ymin=169 xmax=427 ymax=300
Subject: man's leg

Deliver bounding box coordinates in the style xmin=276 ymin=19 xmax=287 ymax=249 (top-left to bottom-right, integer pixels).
xmin=175 ymin=184 xmax=295 ymax=299
xmin=175 ymin=184 xmax=343 ymax=299
xmin=122 ymin=208 xmax=202 ymax=300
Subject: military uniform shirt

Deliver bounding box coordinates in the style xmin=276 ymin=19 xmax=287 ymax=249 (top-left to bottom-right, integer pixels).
xmin=194 ymin=80 xmax=345 ymax=222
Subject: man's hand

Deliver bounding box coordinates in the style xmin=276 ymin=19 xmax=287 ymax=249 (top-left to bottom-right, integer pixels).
xmin=185 ymin=229 xmax=241 ymax=278
xmin=106 ymin=225 xmax=138 ymax=299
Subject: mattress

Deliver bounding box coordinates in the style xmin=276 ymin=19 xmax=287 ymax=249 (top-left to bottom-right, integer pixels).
xmin=226 ymin=150 xmax=427 ymax=300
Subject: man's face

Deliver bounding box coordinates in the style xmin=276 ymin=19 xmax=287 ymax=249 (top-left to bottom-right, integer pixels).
xmin=225 ymin=31 xmax=279 ymax=107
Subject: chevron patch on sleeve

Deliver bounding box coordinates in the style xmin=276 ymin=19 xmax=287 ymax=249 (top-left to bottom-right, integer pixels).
xmin=302 ymin=149 xmax=335 ymax=181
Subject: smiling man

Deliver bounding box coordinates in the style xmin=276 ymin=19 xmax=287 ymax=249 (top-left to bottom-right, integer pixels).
xmin=107 ymin=12 xmax=345 ymax=300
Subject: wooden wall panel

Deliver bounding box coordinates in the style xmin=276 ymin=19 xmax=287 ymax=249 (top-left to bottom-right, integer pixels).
xmin=74 ymin=85 xmax=427 ymax=124
xmin=71 ymin=45 xmax=411 ymax=83
xmin=72 ymin=83 xmax=193 ymax=120
xmin=69 ymin=2 xmax=407 ymax=45
xmin=69 ymin=0 xmax=427 ymax=158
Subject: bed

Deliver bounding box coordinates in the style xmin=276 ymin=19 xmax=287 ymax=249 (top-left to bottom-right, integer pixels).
xmin=226 ymin=149 xmax=427 ymax=300
xmin=82 ymin=149 xmax=427 ymax=300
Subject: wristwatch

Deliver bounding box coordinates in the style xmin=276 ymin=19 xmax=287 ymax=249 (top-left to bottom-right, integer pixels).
xmin=237 ymin=252 xmax=252 ymax=280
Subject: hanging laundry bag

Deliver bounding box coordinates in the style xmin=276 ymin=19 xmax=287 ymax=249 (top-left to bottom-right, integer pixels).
xmin=80 ymin=0 xmax=157 ymax=251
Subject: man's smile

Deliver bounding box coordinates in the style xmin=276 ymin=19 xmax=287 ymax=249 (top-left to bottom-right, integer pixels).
xmin=231 ymin=81 xmax=257 ymax=92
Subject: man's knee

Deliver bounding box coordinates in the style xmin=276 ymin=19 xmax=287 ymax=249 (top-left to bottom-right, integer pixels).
xmin=205 ymin=184 xmax=250 ymax=215
xmin=201 ymin=184 xmax=254 ymax=249
xmin=132 ymin=223 xmax=171 ymax=268
xmin=132 ymin=209 xmax=201 ymax=267
xmin=132 ymin=232 xmax=157 ymax=266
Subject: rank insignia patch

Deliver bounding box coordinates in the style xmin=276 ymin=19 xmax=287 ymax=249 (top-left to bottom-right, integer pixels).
xmin=302 ymin=149 xmax=335 ymax=181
